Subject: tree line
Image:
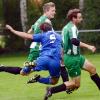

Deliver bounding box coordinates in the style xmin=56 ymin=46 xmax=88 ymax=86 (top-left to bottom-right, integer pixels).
xmin=0 ymin=0 xmax=100 ymax=53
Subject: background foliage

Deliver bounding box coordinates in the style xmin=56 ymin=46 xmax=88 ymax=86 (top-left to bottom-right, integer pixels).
xmin=0 ymin=0 xmax=100 ymax=53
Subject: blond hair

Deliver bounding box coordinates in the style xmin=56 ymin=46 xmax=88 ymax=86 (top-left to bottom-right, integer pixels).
xmin=43 ymin=2 xmax=55 ymax=12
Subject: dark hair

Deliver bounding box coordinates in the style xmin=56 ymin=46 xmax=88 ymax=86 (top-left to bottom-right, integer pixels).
xmin=67 ymin=9 xmax=81 ymax=20
xmin=40 ymin=22 xmax=52 ymax=32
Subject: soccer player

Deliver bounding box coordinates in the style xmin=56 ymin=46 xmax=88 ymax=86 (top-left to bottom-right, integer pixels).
xmin=44 ymin=8 xmax=100 ymax=100
xmin=0 ymin=2 xmax=56 ymax=75
xmin=6 ymin=22 xmax=62 ymax=85
xmin=0 ymin=2 xmax=68 ymax=83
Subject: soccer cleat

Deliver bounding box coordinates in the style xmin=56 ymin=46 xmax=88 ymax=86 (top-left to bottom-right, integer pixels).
xmin=66 ymin=89 xmax=72 ymax=94
xmin=66 ymin=88 xmax=74 ymax=94
xmin=44 ymin=87 xmax=52 ymax=100
xmin=0 ymin=64 xmax=5 ymax=72
xmin=0 ymin=64 xmax=4 ymax=67
xmin=27 ymin=74 xmax=40 ymax=84
xmin=24 ymin=61 xmax=36 ymax=68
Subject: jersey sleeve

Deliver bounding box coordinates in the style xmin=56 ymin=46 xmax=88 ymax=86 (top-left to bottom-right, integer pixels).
xmin=45 ymin=19 xmax=52 ymax=25
xmin=69 ymin=26 xmax=77 ymax=39
xmin=32 ymin=33 xmax=42 ymax=42
xmin=62 ymin=29 xmax=69 ymax=53
xmin=31 ymin=25 xmax=34 ymax=31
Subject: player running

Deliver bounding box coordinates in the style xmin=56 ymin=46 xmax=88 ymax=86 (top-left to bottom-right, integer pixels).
xmin=44 ymin=8 xmax=100 ymax=100
xmin=0 ymin=2 xmax=68 ymax=83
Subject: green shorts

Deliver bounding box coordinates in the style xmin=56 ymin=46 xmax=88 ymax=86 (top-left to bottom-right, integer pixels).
xmin=27 ymin=48 xmax=39 ymax=62
xmin=64 ymin=54 xmax=85 ymax=78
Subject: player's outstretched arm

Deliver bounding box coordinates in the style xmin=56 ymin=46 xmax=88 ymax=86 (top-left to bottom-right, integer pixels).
xmin=6 ymin=24 xmax=33 ymax=40
xmin=80 ymin=41 xmax=96 ymax=53
xmin=27 ymin=27 xmax=33 ymax=34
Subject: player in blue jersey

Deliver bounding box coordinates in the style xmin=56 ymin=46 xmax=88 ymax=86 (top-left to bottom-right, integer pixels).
xmin=6 ymin=22 xmax=62 ymax=85
xmin=0 ymin=2 xmax=69 ymax=85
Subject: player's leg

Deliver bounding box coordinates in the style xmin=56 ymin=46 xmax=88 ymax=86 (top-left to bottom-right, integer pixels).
xmin=0 ymin=65 xmax=22 ymax=75
xmin=27 ymin=56 xmax=60 ymax=85
xmin=20 ymin=66 xmax=32 ymax=75
xmin=60 ymin=65 xmax=69 ymax=82
xmin=27 ymin=48 xmax=39 ymax=62
xmin=20 ymin=61 xmax=36 ymax=76
xmin=27 ymin=75 xmax=59 ymax=85
xmin=44 ymin=76 xmax=80 ymax=100
xmin=0 ymin=48 xmax=39 ymax=75
xmin=43 ymin=57 xmax=60 ymax=85
xmin=51 ymin=77 xmax=80 ymax=94
xmin=83 ymin=59 xmax=100 ymax=90
xmin=46 ymin=56 xmax=83 ymax=99
xmin=27 ymin=56 xmax=52 ymax=84
xmin=36 ymin=76 xmax=59 ymax=85
xmin=20 ymin=48 xmax=39 ymax=76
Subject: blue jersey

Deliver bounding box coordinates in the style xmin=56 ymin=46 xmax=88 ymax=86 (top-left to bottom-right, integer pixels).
xmin=32 ymin=31 xmax=62 ymax=59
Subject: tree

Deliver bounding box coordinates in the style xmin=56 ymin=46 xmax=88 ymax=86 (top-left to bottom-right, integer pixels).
xmin=2 ymin=0 xmax=25 ymax=51
xmin=80 ymin=0 xmax=100 ymax=52
xmin=79 ymin=0 xmax=84 ymax=11
xmin=20 ymin=0 xmax=28 ymax=32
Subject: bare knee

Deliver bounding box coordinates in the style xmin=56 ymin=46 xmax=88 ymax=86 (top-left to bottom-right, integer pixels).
xmin=51 ymin=78 xmax=59 ymax=85
xmin=20 ymin=70 xmax=28 ymax=76
xmin=84 ymin=60 xmax=96 ymax=75
xmin=51 ymin=81 xmax=58 ymax=85
xmin=64 ymin=80 xmax=80 ymax=90
xmin=70 ymin=82 xmax=80 ymax=89
xmin=89 ymin=67 xmax=96 ymax=75
xmin=75 ymin=83 xmax=80 ymax=89
xmin=64 ymin=81 xmax=75 ymax=89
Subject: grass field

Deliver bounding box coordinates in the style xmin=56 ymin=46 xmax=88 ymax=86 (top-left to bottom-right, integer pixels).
xmin=0 ymin=53 xmax=100 ymax=100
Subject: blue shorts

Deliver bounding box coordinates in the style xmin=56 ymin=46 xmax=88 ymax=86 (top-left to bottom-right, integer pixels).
xmin=22 ymin=56 xmax=60 ymax=78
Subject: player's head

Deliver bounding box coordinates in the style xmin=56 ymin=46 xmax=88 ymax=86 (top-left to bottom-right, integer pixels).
xmin=43 ymin=2 xmax=56 ymax=19
xmin=67 ymin=9 xmax=83 ymax=24
xmin=40 ymin=22 xmax=52 ymax=32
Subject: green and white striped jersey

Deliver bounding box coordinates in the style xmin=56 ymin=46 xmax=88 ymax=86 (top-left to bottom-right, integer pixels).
xmin=32 ymin=15 xmax=51 ymax=34
xmin=30 ymin=15 xmax=52 ymax=49
xmin=62 ymin=21 xmax=80 ymax=55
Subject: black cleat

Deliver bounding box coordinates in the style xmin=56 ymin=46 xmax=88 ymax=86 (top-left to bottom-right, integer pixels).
xmin=66 ymin=89 xmax=72 ymax=94
xmin=27 ymin=74 xmax=40 ymax=84
xmin=66 ymin=88 xmax=74 ymax=94
xmin=44 ymin=87 xmax=52 ymax=100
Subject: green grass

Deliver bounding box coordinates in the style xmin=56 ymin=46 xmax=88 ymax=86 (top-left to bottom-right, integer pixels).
xmin=0 ymin=53 xmax=100 ymax=100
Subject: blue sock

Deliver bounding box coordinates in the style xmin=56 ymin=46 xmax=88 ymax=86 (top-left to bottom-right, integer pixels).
xmin=32 ymin=67 xmax=41 ymax=71
xmin=37 ymin=77 xmax=51 ymax=84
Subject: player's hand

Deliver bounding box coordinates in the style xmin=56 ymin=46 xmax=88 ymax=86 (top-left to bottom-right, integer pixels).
xmin=6 ymin=24 xmax=13 ymax=31
xmin=88 ymin=45 xmax=96 ymax=53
